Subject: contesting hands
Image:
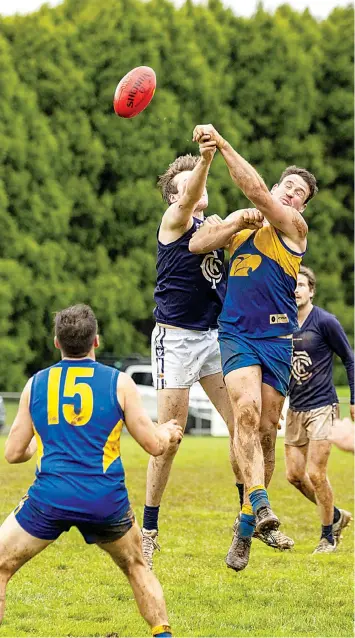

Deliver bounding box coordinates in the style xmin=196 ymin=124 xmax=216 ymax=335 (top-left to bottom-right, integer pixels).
xmin=193 ymin=124 xmax=225 ymax=150
xmin=198 ymin=133 xmax=217 ymax=163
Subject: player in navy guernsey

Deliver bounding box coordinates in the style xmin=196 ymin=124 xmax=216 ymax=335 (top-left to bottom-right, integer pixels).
xmin=1 ymin=304 xmax=183 ymax=638
xmin=192 ymin=123 xmax=318 ymax=572
xmin=285 ymin=266 xmax=354 ymax=554
xmin=142 ymin=138 xmax=256 ymax=570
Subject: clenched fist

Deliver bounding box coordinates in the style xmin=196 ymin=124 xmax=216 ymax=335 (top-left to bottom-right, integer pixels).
xmin=233 ymin=208 xmax=264 ymax=232
xmin=157 ymin=419 xmax=183 ymax=445
xmin=199 ymin=136 xmax=217 ymax=163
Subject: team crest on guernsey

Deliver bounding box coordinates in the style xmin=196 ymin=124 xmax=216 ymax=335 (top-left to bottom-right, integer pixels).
xmin=200 ymin=251 xmax=223 ymax=289
xmin=291 ymin=350 xmax=313 ymax=385
xmin=230 ymin=254 xmax=262 ymax=277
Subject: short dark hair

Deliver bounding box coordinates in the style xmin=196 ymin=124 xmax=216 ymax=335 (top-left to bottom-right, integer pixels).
xmin=158 ymin=154 xmax=200 ymax=204
xmin=279 ymin=166 xmax=318 ymax=204
xmin=299 ymin=265 xmax=316 ymax=296
xmin=55 ymin=304 xmax=98 ymax=357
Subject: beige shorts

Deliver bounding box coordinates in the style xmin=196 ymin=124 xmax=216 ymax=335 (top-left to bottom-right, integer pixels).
xmin=285 ymin=404 xmax=339 ymax=446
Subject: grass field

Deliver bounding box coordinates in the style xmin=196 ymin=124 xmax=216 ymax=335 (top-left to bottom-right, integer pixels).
xmin=0 ymin=435 xmax=353 ymax=638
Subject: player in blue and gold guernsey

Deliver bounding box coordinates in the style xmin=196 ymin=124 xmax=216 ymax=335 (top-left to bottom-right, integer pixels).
xmin=191 ymin=123 xmax=318 ymax=571
xmin=0 ymin=304 xmax=182 ymax=637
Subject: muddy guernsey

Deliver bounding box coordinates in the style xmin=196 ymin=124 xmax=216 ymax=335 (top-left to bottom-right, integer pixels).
xmin=218 ymin=225 xmax=304 ymax=396
xmin=154 ymin=217 xmax=226 ymax=330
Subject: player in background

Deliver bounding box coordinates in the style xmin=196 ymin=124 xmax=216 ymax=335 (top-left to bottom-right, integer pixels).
xmin=285 ymin=266 xmax=354 ymax=553
xmin=0 ymin=304 xmax=182 ymax=637
xmin=142 ymin=137 xmax=259 ymax=570
xmin=191 ymin=123 xmax=318 ymax=571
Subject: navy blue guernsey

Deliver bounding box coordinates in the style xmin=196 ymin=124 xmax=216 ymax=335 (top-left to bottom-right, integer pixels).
xmin=289 ymin=306 xmax=354 ymax=411
xmin=154 ymin=218 xmax=227 ymax=330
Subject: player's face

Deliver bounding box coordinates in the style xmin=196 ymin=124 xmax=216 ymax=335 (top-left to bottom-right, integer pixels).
xmin=271 ymin=174 xmax=310 ymax=212
xmin=295 ymin=274 xmax=313 ymax=308
xmin=172 ymin=171 xmax=208 ymax=211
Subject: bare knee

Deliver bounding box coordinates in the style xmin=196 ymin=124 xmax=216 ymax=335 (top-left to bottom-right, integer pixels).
xmin=236 ymin=402 xmax=260 ymax=432
xmin=114 ymin=547 xmax=146 ymax=576
xmin=308 ymin=467 xmax=326 ymax=488
xmin=286 ymin=469 xmax=305 ymax=487
xmin=0 ymin=563 xmax=13 ymax=587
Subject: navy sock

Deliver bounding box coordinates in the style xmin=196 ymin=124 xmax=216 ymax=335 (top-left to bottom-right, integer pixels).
xmin=249 ymin=487 xmax=270 ymax=514
xmin=333 ymin=506 xmax=341 ymax=524
xmin=236 ymin=483 xmax=244 ymax=510
xmin=321 ymin=524 xmax=335 ymax=544
xmin=143 ymin=505 xmax=160 ymax=531
xmin=154 ymin=633 xmax=172 ymax=638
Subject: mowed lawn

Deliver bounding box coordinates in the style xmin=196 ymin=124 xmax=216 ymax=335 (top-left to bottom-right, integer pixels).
xmin=0 ymin=435 xmax=353 ymax=638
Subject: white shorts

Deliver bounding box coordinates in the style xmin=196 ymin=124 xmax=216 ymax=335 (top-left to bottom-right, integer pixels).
xmin=151 ymin=324 xmax=222 ymax=389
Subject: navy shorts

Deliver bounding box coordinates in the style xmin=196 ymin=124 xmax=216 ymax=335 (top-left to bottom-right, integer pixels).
xmin=15 ymin=496 xmax=135 ymax=544
xmin=219 ymin=332 xmax=292 ymax=397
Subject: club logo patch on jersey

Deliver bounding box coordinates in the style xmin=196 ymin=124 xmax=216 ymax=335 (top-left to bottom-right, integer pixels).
xmin=291 ymin=350 xmax=313 ymax=385
xmin=200 ymin=251 xmax=223 ymax=289
xmin=230 ymin=254 xmax=262 ymax=277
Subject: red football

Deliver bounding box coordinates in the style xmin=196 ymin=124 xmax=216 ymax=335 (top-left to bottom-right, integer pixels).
xmin=113 ymin=66 xmax=156 ymax=118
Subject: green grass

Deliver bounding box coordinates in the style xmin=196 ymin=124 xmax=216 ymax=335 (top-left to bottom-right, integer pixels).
xmin=3 ymin=400 xmax=18 ymax=427
xmin=0 ymin=436 xmax=353 ymax=637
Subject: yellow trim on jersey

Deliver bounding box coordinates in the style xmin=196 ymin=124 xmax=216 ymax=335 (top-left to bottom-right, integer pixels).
xmin=229 ymin=229 xmax=254 ymax=257
xmin=102 ymin=419 xmax=124 ymax=473
xmin=33 ymin=425 xmax=44 ymax=471
xmin=253 ymin=226 xmax=301 ymax=279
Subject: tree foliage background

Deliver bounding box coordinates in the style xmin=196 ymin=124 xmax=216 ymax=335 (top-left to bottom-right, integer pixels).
xmin=0 ymin=0 xmax=353 ymax=389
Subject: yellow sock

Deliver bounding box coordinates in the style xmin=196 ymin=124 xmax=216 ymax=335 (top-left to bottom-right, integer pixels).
xmin=241 ymin=504 xmax=253 ymax=516
xmin=152 ymin=624 xmax=172 ymax=637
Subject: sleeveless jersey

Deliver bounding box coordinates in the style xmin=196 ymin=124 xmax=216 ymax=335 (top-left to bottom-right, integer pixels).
xmin=219 ymin=225 xmax=304 ymax=338
xmin=28 ymin=359 xmax=129 ymax=518
xmin=154 ymin=218 xmax=227 ymax=331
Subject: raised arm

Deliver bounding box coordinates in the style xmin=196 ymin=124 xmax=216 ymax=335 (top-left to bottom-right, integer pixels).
xmin=5 ymin=379 xmax=37 ymax=463
xmin=189 ymin=209 xmax=264 ymax=254
xmin=160 ymin=139 xmax=216 ymax=233
xmin=117 ymin=372 xmax=183 ymax=455
xmin=192 ymin=125 xmax=308 ymax=246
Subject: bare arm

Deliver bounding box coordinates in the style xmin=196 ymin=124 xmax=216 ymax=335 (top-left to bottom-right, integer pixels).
xmin=161 ymin=140 xmax=216 ymax=233
xmin=329 ymin=418 xmax=354 ymax=453
xmin=193 ymin=125 xmax=307 ymax=244
xmin=117 ymin=372 xmax=183 ymax=456
xmin=5 ymin=379 xmax=37 ymax=463
xmin=189 ymin=209 xmax=264 ymax=254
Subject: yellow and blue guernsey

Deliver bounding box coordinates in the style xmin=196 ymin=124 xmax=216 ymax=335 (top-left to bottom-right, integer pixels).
xmin=219 ymin=225 xmax=305 ymax=338
xmin=28 ymin=359 xmax=129 ymax=519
